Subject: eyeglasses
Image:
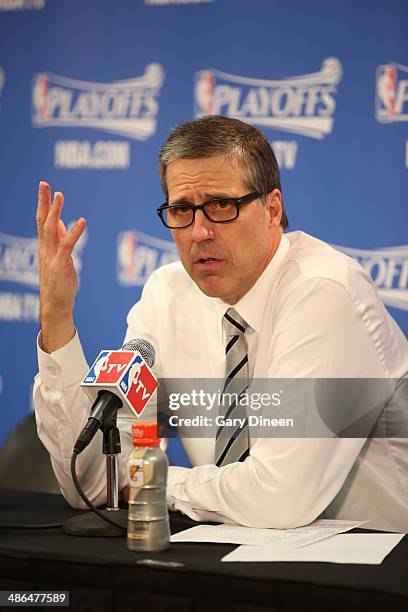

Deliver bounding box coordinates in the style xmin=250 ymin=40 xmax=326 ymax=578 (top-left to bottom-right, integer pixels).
xmin=156 ymin=191 xmax=262 ymax=229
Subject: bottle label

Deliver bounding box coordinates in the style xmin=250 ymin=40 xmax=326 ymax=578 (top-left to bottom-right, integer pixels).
xmin=128 ymin=521 xmax=150 ymax=540
xmin=128 ymin=458 xmax=144 ymax=487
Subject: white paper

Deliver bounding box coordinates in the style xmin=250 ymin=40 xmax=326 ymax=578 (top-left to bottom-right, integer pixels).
xmin=221 ymin=533 xmax=405 ymax=564
xmin=171 ymin=519 xmax=367 ymax=548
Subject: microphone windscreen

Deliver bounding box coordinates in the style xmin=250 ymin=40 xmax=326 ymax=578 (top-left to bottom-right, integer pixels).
xmin=122 ymin=338 xmax=155 ymax=368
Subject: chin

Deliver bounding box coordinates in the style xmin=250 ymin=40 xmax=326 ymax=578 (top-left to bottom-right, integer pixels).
xmin=195 ymin=279 xmax=226 ymax=299
xmin=197 ymin=285 xmax=223 ymax=299
xmin=197 ymin=283 xmax=239 ymax=304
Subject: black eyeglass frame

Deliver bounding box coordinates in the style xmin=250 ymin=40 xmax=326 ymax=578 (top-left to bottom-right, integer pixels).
xmin=156 ymin=190 xmax=263 ymax=229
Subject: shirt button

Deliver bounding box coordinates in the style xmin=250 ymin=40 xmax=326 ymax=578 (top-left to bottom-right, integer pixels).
xmin=49 ymin=367 xmax=58 ymax=376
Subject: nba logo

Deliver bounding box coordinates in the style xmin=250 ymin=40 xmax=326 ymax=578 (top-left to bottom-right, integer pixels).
xmin=83 ymin=351 xmax=111 ymax=383
xmin=117 ymin=232 xmax=138 ymax=283
xmin=376 ymin=65 xmax=397 ymax=122
xmin=195 ymin=70 xmax=215 ymax=116
xmin=32 ymin=74 xmax=49 ymax=123
xmin=375 ymin=62 xmax=408 ymax=125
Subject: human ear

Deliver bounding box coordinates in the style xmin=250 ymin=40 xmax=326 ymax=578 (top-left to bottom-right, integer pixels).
xmin=267 ymin=189 xmax=283 ymax=227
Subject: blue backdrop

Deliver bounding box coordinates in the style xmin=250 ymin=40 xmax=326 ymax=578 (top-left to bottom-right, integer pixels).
xmin=0 ymin=0 xmax=407 ymax=465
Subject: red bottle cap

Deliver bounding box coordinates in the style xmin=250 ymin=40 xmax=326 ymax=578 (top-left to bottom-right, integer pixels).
xmin=131 ymin=421 xmax=160 ymax=447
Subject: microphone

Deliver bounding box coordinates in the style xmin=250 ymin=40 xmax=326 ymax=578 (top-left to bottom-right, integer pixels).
xmin=74 ymin=339 xmax=156 ymax=454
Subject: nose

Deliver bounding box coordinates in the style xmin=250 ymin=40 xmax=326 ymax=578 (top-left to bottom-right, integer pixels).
xmin=190 ymin=209 xmax=215 ymax=243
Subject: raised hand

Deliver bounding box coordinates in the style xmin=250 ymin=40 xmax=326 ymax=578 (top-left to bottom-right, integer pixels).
xmin=36 ymin=181 xmax=86 ymax=353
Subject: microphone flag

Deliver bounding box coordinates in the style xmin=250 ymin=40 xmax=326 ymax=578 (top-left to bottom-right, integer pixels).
xmin=81 ymin=350 xmax=157 ymax=417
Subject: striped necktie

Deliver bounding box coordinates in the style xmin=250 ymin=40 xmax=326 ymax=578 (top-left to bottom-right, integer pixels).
xmin=214 ymin=308 xmax=250 ymax=467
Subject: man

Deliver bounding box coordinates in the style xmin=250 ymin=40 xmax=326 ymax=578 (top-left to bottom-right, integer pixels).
xmin=34 ymin=115 xmax=408 ymax=530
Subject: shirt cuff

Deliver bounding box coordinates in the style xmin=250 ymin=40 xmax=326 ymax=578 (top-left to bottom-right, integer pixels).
xmin=166 ymin=465 xmax=191 ymax=510
xmin=37 ymin=330 xmax=89 ymax=389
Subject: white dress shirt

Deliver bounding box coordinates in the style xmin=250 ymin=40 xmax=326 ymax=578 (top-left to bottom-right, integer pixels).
xmin=34 ymin=231 xmax=408 ymax=531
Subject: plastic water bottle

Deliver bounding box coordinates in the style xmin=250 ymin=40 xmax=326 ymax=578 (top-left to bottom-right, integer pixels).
xmin=127 ymin=421 xmax=170 ymax=552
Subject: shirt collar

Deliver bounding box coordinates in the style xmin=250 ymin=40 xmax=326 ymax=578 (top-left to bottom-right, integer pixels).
xmin=212 ymin=233 xmax=290 ymax=334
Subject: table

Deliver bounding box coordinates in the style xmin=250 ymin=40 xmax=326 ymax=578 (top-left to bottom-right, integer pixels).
xmin=0 ymin=490 xmax=407 ymax=611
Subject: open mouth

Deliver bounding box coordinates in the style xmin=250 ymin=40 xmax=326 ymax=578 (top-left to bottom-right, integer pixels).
xmin=196 ymin=257 xmax=219 ymax=264
xmin=193 ymin=257 xmax=224 ymax=268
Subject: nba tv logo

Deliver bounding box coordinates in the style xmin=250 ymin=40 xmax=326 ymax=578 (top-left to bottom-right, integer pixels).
xmin=376 ymin=62 xmax=408 ymax=123
xmin=83 ymin=350 xmax=157 ymax=418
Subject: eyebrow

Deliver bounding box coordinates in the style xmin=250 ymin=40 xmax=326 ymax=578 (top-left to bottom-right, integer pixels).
xmin=169 ymin=193 xmax=234 ymax=206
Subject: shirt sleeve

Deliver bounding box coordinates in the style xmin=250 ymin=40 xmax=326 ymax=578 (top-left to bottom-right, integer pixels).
xmin=33 ymin=272 xmax=162 ymax=509
xmin=166 ymin=278 xmax=389 ymax=527
xmin=33 ymin=330 xmax=111 ymax=508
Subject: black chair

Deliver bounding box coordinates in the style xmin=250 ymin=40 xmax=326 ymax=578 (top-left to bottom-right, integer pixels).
xmin=0 ymin=413 xmax=60 ymax=494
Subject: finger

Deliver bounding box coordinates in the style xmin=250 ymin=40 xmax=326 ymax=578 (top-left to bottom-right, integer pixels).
xmin=58 ymin=218 xmax=68 ymax=241
xmin=36 ymin=181 xmax=51 ymax=240
xmin=43 ymin=191 xmax=64 ymax=254
xmin=56 ymin=217 xmax=86 ymax=259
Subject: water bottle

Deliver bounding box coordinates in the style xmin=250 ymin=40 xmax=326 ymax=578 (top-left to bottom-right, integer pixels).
xmin=127 ymin=421 xmax=170 ymax=552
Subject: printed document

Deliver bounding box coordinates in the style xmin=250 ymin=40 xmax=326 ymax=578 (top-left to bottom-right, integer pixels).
xmin=171 ymin=519 xmax=367 ymax=548
xmin=221 ymin=533 xmax=405 ymax=564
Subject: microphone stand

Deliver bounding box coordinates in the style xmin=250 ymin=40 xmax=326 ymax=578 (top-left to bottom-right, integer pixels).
xmin=63 ymin=413 xmax=127 ymax=537
xmin=105 ymin=424 xmax=121 ymax=511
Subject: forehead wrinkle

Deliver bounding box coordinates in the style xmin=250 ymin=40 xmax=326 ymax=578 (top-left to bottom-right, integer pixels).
xmin=167 ymin=158 xmax=246 ymax=203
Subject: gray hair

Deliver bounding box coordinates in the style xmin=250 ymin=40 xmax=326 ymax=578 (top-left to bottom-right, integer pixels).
xmin=158 ymin=115 xmax=288 ymax=230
